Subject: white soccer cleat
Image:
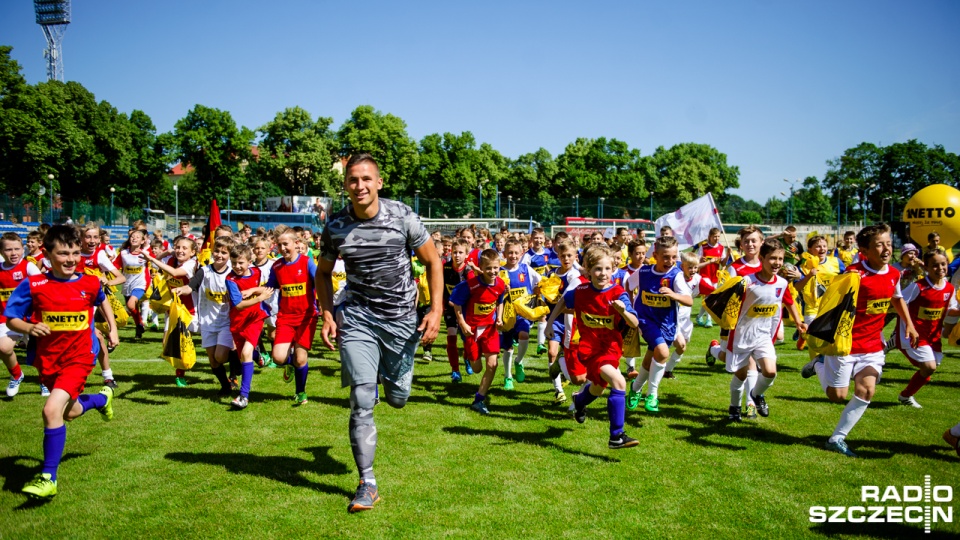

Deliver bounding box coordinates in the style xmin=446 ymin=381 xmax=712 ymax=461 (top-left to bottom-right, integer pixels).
xmin=897 ymin=394 xmax=922 ymax=409
xmin=6 ymin=373 xmax=24 ymax=397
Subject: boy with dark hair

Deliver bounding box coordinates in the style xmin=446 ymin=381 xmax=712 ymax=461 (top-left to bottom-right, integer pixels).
xmin=225 ymin=243 xmax=273 ymax=409
xmin=1 ymin=232 xmax=44 ymax=397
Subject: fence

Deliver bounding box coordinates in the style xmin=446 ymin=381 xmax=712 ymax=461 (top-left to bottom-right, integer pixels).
xmin=0 ymin=194 xmax=142 ymax=227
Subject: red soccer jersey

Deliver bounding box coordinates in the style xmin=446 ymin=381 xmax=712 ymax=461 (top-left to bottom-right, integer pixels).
xmin=79 ymin=246 xmax=107 ymax=276
xmin=0 ymin=259 xmax=31 ymax=324
xmin=272 ymin=255 xmax=318 ymax=320
xmin=28 ymin=273 xmax=102 ymax=363
xmin=729 ymin=257 xmax=762 ymax=278
xmin=905 ymin=278 xmax=955 ymax=352
xmin=570 ymin=283 xmax=628 ymax=361
xmin=847 ymin=261 xmax=901 ymax=355
xmin=227 ymin=266 xmax=266 ymax=334
xmin=451 ymin=275 xmax=506 ymax=327
xmin=26 ymin=251 xmax=46 ymax=270
xmin=699 ymin=242 xmax=726 ymax=285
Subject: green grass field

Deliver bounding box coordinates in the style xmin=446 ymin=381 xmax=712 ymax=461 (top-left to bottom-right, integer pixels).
xmin=1 ymin=307 xmax=959 ymax=539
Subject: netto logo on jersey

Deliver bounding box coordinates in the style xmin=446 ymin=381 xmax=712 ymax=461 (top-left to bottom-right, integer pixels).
xmin=43 ymin=312 xmax=88 ymax=331
xmin=809 ymin=476 xmax=953 ymax=533
xmin=642 ymin=291 xmax=670 ymax=308
xmin=866 ymin=298 xmax=891 ymax=315
xmin=906 ymin=207 xmax=956 ymax=219
xmin=581 ymin=313 xmax=613 ymax=329
xmin=748 ymin=304 xmax=778 ymax=318
xmin=918 ymin=307 xmax=944 ymax=321
xmin=0 ymin=288 xmax=13 ymax=301
xmin=473 ymin=302 xmax=495 ymax=316
xmin=281 ymin=283 xmax=307 ymax=297
xmin=206 ymin=290 xmax=226 ymax=304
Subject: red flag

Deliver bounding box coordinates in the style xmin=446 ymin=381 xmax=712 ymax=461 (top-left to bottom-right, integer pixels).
xmin=199 ymin=199 xmax=221 ymax=265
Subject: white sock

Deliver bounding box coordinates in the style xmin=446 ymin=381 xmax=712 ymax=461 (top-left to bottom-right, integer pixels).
xmin=537 ymin=321 xmax=547 ymax=346
xmin=709 ymin=345 xmax=722 ymax=359
xmin=951 ymin=423 xmax=960 ymax=438
xmin=814 ymin=361 xmax=829 ymax=393
xmin=632 ymin=365 xmax=650 ymax=393
xmin=102 ymin=369 xmax=113 ymax=380
xmin=665 ymin=351 xmax=681 ymax=372
xmin=744 ymin=370 xmax=758 ymax=406
xmin=697 ymin=305 xmax=706 ymax=318
xmin=516 ymin=339 xmax=528 ymax=364
xmin=503 ymin=349 xmax=514 ymax=379
xmin=626 ymin=357 xmax=636 ymax=370
xmin=552 ymin=374 xmax=563 ymax=392
xmin=829 ymin=396 xmax=870 ymax=443
xmin=730 ymin=376 xmax=745 ymax=407
xmin=754 ymin=373 xmax=776 ymax=397
xmin=647 ymin=361 xmax=667 ymax=399
xmin=558 ymin=355 xmax=570 ymax=381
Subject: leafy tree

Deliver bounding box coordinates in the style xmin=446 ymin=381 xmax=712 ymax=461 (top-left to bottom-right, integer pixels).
xmin=336 ymin=105 xmax=418 ymax=195
xmin=791 ymin=176 xmax=834 ymax=224
xmin=555 ymin=137 xmax=650 ymax=216
xmin=650 ymin=143 xmax=740 ymax=204
xmin=255 ymin=106 xmax=339 ymax=197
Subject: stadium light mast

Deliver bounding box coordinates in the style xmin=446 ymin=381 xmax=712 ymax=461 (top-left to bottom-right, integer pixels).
xmin=34 ymin=0 xmax=71 ymax=82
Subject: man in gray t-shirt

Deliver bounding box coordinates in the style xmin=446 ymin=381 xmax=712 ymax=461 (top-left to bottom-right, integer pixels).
xmin=316 ymin=153 xmax=442 ymax=513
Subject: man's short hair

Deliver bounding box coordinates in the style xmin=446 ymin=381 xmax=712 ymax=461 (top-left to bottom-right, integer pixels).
xmin=784 ymin=225 xmax=797 ymax=233
xmin=44 ymin=224 xmax=82 ymax=252
xmin=857 ymin=223 xmax=891 ymax=249
xmin=345 ymin=153 xmax=380 ymax=176
xmin=479 ymin=248 xmax=500 ymax=266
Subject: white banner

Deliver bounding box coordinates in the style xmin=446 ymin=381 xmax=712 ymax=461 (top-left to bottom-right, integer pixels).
xmin=654 ymin=193 xmax=723 ymax=250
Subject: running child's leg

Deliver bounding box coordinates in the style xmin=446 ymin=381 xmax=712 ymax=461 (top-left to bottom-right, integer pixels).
xmin=1 ymin=335 xmax=23 ymax=397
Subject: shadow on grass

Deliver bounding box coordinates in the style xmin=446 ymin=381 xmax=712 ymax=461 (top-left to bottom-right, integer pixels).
xmin=117 ymin=373 xmax=302 ymax=406
xmin=777 ymin=395 xmax=904 ymax=410
xmin=165 ymin=446 xmax=352 ymax=497
xmin=810 ymin=522 xmax=956 ymax=538
xmin=442 ymin=425 xmax=620 ymax=463
xmin=0 ymin=453 xmax=88 ymax=508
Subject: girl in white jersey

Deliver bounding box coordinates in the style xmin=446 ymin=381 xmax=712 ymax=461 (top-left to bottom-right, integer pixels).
xmin=145 ymin=236 xmax=199 ymax=388
xmin=725 ymin=240 xmax=806 ymax=421
xmin=120 ymin=230 xmax=150 ymax=339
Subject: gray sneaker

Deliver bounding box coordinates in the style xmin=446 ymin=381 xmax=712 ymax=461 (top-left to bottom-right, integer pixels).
xmin=825 ymin=437 xmax=857 ymax=457
xmin=801 ymin=355 xmax=823 ymax=379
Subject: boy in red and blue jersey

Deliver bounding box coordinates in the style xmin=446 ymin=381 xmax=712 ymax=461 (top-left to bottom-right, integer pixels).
xmin=0 ymin=232 xmax=44 ymax=398
xmin=498 ymin=238 xmax=541 ymax=390
xmin=6 ymin=225 xmax=119 ymax=500
xmin=545 ymin=244 xmax=640 ymax=449
xmin=225 ymin=244 xmax=273 ymax=410
xmin=450 ymin=248 xmax=507 ymax=415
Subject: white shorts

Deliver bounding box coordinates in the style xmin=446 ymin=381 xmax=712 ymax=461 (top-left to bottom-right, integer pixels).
xmin=0 ymin=323 xmax=25 ymax=345
xmin=822 ymin=351 xmax=885 ymax=388
xmin=725 ymin=341 xmax=776 ymax=373
xmin=201 ymin=325 xmax=234 ymax=349
xmin=900 ymin=344 xmax=942 ymax=366
xmin=676 ymin=316 xmax=694 ymax=344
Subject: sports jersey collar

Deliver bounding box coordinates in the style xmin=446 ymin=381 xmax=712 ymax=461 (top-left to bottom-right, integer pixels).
xmin=753 ymin=272 xmax=777 ymax=285
xmin=0 ymin=261 xmax=20 ymax=270
xmin=924 ymin=276 xmax=947 ymax=290
xmin=861 ymin=261 xmax=889 ymax=275
xmin=589 ymin=282 xmax=616 ymax=293
xmin=739 ymin=258 xmax=761 ymax=268
xmin=650 ymin=265 xmax=675 ymax=276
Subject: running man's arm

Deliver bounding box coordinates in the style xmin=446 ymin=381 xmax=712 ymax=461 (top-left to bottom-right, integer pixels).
xmin=315 ymin=256 xmax=337 ymax=350
xmin=413 ymin=238 xmax=443 ymax=344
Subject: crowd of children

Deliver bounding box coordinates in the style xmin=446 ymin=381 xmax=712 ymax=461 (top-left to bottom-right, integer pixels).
xmin=8 ymin=211 xmax=960 ymax=504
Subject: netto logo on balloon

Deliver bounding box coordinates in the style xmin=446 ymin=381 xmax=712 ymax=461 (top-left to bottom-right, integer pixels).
xmin=906 ymin=207 xmax=956 ymax=219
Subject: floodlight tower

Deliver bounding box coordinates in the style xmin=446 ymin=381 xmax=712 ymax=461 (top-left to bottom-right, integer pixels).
xmin=34 ymin=0 xmax=71 ymax=82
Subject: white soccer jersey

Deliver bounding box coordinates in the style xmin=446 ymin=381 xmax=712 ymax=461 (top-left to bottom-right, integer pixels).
xmin=120 ymin=250 xmax=149 ymax=296
xmin=255 ymin=257 xmax=279 ymax=316
xmin=728 ymin=273 xmax=792 ymax=352
xmin=677 ymin=273 xmax=702 ymax=326
xmin=196 ymin=262 xmax=232 ymax=330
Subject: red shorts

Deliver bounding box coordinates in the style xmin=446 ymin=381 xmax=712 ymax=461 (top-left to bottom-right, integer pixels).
xmin=274 ymin=315 xmax=318 ymax=350
xmin=583 ymin=352 xmax=621 ymax=389
xmin=232 ymin=318 xmax=266 ymax=351
xmin=37 ymin=355 xmax=95 ymax=400
xmin=464 ymin=326 xmax=499 ymax=363
xmin=563 ymin=345 xmax=585 ymax=378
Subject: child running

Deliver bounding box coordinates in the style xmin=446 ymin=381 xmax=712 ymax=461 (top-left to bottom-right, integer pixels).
xmin=695 ymin=227 xmax=728 ymax=327
xmin=499 ymin=238 xmax=541 ymax=390
xmin=252 ymin=235 xmax=278 ymax=367
xmin=664 ymin=252 xmax=704 ymax=379
xmin=442 ymin=237 xmax=474 ymax=382
xmin=450 ymin=249 xmax=507 ymax=414
xmin=0 ymin=232 xmax=44 ymax=397
xmin=79 ymin=224 xmax=125 ymax=389
xmin=621 ymin=239 xmax=648 ymax=379
xmin=891 ymin=249 xmax=957 ymax=409
xmin=144 ymin=235 xmax=199 ymax=387
xmin=546 ymin=244 xmax=640 ymax=449
xmin=8 ymin=225 xmax=119 ymax=500
xmin=225 ymin=243 xmax=273 ymax=409
xmin=520 ymin=228 xmax=551 ymax=354
xmin=543 ymin=240 xmax=584 ymax=404
xmin=725 ymin=240 xmax=805 ymax=421
xmin=119 ymin=229 xmax=151 ymax=339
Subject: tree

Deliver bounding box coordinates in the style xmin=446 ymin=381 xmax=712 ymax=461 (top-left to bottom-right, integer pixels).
xmin=255 ymin=106 xmax=339 ymax=197
xmin=171 ymin=105 xmax=254 ymax=214
xmin=555 ymin=137 xmax=650 ymax=217
xmin=792 ymin=176 xmax=834 ymax=224
xmin=336 ymin=105 xmax=418 ymax=196
xmin=650 ymin=143 xmax=740 ymax=204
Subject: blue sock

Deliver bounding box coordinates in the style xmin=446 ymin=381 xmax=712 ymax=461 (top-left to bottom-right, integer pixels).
xmin=42 ymin=425 xmax=67 ymax=482
xmin=77 ymin=392 xmax=107 ymax=414
xmin=240 ymin=362 xmax=253 ymax=398
xmin=295 ymin=362 xmax=309 ymax=394
xmin=474 ymin=392 xmax=485 ymax=404
xmin=608 ymin=389 xmax=626 ymax=437
xmin=574 ymin=383 xmax=598 ymax=411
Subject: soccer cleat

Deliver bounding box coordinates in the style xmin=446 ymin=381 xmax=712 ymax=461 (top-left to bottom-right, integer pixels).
xmin=229 ymin=377 xmax=240 ymax=392
xmin=135 ymin=324 xmax=145 ymax=340
xmin=6 ymin=373 xmax=25 ymax=397
xmin=554 ymin=391 xmax=567 ymax=404
xmin=608 ymin=432 xmax=640 ymax=449
xmin=825 ymin=438 xmax=858 ymax=458
xmin=703 ymin=317 xmax=713 ymax=328
xmin=796 ymin=336 xmax=807 ymax=350
xmin=283 ymin=364 xmax=294 ymax=383
xmin=470 ymin=400 xmax=490 ymax=415
xmin=626 ymin=369 xmax=639 ymax=380
xmin=626 ymin=387 xmax=642 ymax=411
xmin=644 ymin=394 xmax=660 ymax=413
xmin=792 ymin=330 xmax=800 ymax=342
xmin=451 ymin=371 xmax=462 ymax=383
xmin=942 ymin=430 xmax=960 ymax=457
xmin=464 ymin=363 xmax=475 ymax=376
xmin=663 ymin=371 xmax=676 ymax=380
xmin=561 ymin=379 xmax=570 ymax=388
xmin=898 ymin=394 xmax=922 ymax=409
xmin=503 ymin=377 xmax=515 ymax=391
xmin=231 ymin=396 xmax=249 ymax=409
xmin=347 ymin=481 xmax=381 ymax=513
xmin=727 ymin=405 xmax=742 ymax=422
xmin=264 ymin=361 xmax=278 ymax=369
xmin=98 ymin=386 xmax=114 ymax=421
xmin=706 ymin=340 xmax=719 ymax=367
xmin=536 ymin=344 xmax=547 ymax=355
xmin=515 ymin=363 xmax=525 ymax=383
xmin=548 ymin=360 xmax=561 ymax=380
xmin=103 ymin=379 xmax=118 ymax=390
xmin=175 ymin=376 xmax=188 ymax=388
xmin=40 ymin=384 xmax=50 ymax=397
xmin=22 ymin=473 xmax=57 ymax=500
xmin=753 ymin=393 xmax=769 ymax=417
xmin=253 ymin=349 xmax=264 ymax=368
xmin=883 ymin=338 xmax=895 ymax=354
xmin=801 ymin=355 xmax=823 ymax=379
xmin=572 ymin=405 xmax=587 ymax=424
xmin=744 ymin=403 xmax=758 ymax=419
xmin=294 ymin=392 xmax=308 ymax=406
xmin=422 ymin=350 xmax=432 ymax=362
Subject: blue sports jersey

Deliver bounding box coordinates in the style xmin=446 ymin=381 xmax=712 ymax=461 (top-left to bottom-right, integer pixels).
xmin=500 ymin=263 xmax=537 ymax=305
xmin=523 ymin=249 xmax=551 ymax=276
xmin=612 ymin=267 xmax=629 ymax=288
xmin=631 ymin=264 xmax=681 ymax=336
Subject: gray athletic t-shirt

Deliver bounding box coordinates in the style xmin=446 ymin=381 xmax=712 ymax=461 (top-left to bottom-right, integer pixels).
xmin=320 ymin=198 xmax=430 ymax=321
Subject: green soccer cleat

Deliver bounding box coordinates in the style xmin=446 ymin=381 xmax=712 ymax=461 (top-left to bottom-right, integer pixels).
xmin=283 ymin=363 xmax=295 ymax=384
xmin=536 ymin=344 xmax=547 ymax=355
xmin=626 ymin=387 xmax=642 ymax=411
xmin=22 ymin=473 xmax=57 ymax=500
xmin=703 ymin=317 xmax=713 ymax=328
xmin=294 ymin=392 xmax=308 ymax=406
xmin=264 ymin=361 xmax=278 ymax=369
xmin=514 ymin=363 xmax=525 ymax=383
xmin=98 ymin=386 xmax=114 ymax=421
xmin=174 ymin=376 xmax=188 ymax=388
xmin=503 ymin=377 xmax=515 ymax=391
xmin=744 ymin=403 xmax=757 ymax=419
xmin=644 ymin=394 xmax=660 ymax=413
xmin=422 ymin=350 xmax=433 ymax=362
xmin=825 ymin=438 xmax=857 ymax=458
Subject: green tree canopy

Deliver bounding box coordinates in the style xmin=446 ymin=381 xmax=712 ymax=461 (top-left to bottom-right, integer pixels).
xmin=336 ymin=105 xmax=419 ymax=196
xmin=255 ymin=106 xmax=339 ymax=198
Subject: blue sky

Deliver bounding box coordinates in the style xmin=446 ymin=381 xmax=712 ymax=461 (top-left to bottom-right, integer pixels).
xmin=2 ymin=1 xmax=958 ymax=204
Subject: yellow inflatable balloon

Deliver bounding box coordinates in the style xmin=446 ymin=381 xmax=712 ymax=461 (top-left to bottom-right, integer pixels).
xmin=903 ymin=184 xmax=960 ymax=250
